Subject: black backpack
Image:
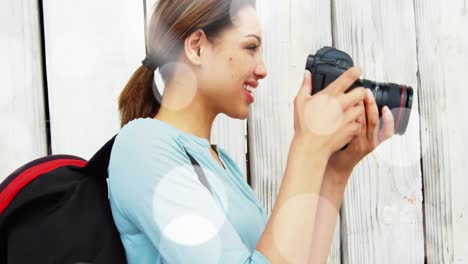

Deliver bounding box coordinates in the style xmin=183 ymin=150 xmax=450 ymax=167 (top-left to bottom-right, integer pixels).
xmin=0 ymin=135 xmax=214 ymax=264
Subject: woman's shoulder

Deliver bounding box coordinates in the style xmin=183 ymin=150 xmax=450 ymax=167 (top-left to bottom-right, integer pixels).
xmin=116 ymin=117 xmax=179 ymax=146
xmin=108 ymin=117 xmax=189 ymax=186
xmin=108 ymin=119 xmax=187 ymax=226
xmin=118 ymin=117 xmax=174 ymax=138
xmin=110 ymin=118 xmax=186 ymax=163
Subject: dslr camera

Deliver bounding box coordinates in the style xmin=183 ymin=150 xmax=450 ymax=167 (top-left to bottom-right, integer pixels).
xmin=305 ymin=46 xmax=413 ymax=135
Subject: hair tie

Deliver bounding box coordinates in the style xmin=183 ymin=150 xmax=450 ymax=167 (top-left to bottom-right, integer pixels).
xmin=141 ymin=54 xmax=161 ymax=71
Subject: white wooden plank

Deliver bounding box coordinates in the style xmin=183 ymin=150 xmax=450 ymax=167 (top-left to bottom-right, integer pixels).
xmin=0 ymin=0 xmax=47 ymax=179
xmin=414 ymin=0 xmax=468 ymax=262
xmin=253 ymin=0 xmax=340 ymax=263
xmin=144 ymin=0 xmax=158 ymax=26
xmin=144 ymin=0 xmax=247 ymax=178
xmin=332 ymin=0 xmax=425 ymax=263
xmin=252 ymin=0 xmax=291 ymax=222
xmin=289 ymin=2 xmax=342 ymax=263
xmin=42 ymin=0 xmax=145 ymax=159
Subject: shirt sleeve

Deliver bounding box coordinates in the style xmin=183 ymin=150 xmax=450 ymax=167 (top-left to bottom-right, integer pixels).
xmin=109 ymin=129 xmax=271 ymax=264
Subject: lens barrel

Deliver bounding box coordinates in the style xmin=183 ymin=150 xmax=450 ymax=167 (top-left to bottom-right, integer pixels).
xmin=357 ymin=79 xmax=413 ymax=135
xmin=305 ymin=46 xmax=414 ymax=138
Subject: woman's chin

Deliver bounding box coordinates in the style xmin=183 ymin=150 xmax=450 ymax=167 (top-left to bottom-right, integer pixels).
xmin=239 ymin=105 xmax=251 ymax=119
xmin=225 ymin=107 xmax=250 ymax=120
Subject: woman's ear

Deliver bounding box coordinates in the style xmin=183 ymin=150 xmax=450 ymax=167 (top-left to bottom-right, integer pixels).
xmin=184 ymin=29 xmax=206 ymax=66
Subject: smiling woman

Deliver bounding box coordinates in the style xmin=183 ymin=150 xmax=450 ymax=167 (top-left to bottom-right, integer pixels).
xmin=110 ymin=0 xmax=272 ymax=263
xmin=118 ymin=0 xmax=266 ymax=129
xmin=109 ymin=0 xmax=392 ymax=263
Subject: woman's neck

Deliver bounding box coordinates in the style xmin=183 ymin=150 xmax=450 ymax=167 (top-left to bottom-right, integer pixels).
xmin=154 ymin=104 xmax=217 ymax=145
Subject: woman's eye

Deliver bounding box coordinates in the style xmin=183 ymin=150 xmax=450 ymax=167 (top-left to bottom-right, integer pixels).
xmin=247 ymin=45 xmax=258 ymax=51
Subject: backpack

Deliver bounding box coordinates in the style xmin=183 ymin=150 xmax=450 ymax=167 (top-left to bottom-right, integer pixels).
xmin=0 ymin=134 xmax=214 ymax=264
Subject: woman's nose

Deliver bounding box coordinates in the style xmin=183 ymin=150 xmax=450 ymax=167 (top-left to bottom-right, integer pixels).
xmin=255 ymin=57 xmax=267 ymax=79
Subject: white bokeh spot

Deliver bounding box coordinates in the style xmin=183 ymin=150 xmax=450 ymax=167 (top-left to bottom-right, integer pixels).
xmin=304 ymin=93 xmax=343 ymax=136
xmin=162 ymin=214 xmax=219 ymax=246
xmin=374 ymin=107 xmax=428 ymax=168
xmin=157 ymin=62 xmax=198 ymax=111
xmin=152 ymin=163 xmax=230 ymax=246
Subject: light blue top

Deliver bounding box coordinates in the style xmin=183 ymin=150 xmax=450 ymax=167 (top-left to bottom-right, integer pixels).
xmin=108 ymin=118 xmax=271 ymax=264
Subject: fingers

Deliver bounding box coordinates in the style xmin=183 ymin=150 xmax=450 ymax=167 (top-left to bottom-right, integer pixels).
xmin=326 ymin=67 xmax=362 ymax=94
xmin=298 ymin=70 xmax=313 ymax=98
xmin=338 ymin=87 xmax=367 ymax=111
xmin=378 ymin=106 xmax=395 ymax=142
xmin=364 ymin=88 xmax=379 ymax=144
xmin=363 ymin=87 xmax=395 ymax=143
xmin=294 ymin=70 xmax=312 ymax=132
xmin=343 ymin=103 xmax=365 ymax=127
xmin=356 ymin=101 xmax=366 ymax=130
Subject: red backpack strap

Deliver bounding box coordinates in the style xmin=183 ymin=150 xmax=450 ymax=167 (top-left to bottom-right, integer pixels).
xmin=0 ymin=156 xmax=86 ymax=215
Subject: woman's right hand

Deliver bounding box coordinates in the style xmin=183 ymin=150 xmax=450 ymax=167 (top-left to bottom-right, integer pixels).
xmin=293 ymin=67 xmax=367 ymax=156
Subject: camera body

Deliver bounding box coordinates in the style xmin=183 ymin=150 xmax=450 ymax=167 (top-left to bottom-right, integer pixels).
xmin=305 ymin=46 xmax=413 ymax=136
xmin=306 ymin=46 xmax=360 ymax=95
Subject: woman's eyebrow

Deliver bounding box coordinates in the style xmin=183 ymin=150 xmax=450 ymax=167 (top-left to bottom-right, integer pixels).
xmin=245 ymin=34 xmax=262 ymax=45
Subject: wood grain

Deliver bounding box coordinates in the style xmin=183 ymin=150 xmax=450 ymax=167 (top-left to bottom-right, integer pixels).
xmin=253 ymin=0 xmax=341 ymax=262
xmin=0 ymin=0 xmax=47 ymax=179
xmin=42 ymin=0 xmax=145 ymax=158
xmin=414 ymin=0 xmax=468 ymax=262
xmin=332 ymin=0 xmax=425 ymax=263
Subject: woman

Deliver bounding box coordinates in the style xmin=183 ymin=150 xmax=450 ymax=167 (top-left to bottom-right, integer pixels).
xmin=108 ymin=0 xmax=395 ymax=263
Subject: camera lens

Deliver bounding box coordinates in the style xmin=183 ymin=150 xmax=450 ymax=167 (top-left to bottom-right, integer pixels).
xmin=359 ymin=79 xmax=413 ymax=135
xmin=305 ymin=46 xmax=414 ymax=140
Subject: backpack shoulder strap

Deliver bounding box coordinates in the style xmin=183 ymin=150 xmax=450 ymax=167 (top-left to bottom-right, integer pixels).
xmin=85 ymin=134 xmax=214 ymax=197
xmin=85 ymin=134 xmax=117 ymax=178
xmin=183 ymin=149 xmax=213 ymax=197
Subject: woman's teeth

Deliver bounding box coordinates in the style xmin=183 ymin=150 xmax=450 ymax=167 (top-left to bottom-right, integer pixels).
xmin=243 ymin=84 xmax=253 ymax=93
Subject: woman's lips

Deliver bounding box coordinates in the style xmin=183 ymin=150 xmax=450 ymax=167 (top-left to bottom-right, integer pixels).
xmin=243 ymin=80 xmax=258 ymax=103
xmin=244 ymin=88 xmax=254 ymax=103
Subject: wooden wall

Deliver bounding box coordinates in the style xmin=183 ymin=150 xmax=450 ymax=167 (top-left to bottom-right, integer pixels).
xmin=41 ymin=0 xmax=145 ymax=159
xmin=1 ymin=0 xmax=467 ymax=263
xmin=333 ymin=0 xmax=424 ymax=263
xmin=253 ymin=0 xmax=466 ymax=263
xmin=415 ymin=0 xmax=468 ymax=262
xmin=0 ymin=0 xmax=47 ymax=178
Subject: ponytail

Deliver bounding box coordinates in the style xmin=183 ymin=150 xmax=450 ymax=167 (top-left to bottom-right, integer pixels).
xmin=118 ymin=65 xmax=160 ymax=128
xmin=119 ymin=0 xmax=257 ymax=128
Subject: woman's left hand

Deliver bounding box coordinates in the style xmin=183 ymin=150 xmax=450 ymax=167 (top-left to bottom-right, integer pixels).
xmin=325 ymin=88 xmax=395 ymax=184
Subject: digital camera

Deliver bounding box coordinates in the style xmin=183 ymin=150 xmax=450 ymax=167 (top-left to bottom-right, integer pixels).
xmin=305 ymin=46 xmax=413 ymax=135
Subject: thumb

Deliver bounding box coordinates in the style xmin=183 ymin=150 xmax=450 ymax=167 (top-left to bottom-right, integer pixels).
xmin=298 ymin=70 xmax=313 ymax=98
